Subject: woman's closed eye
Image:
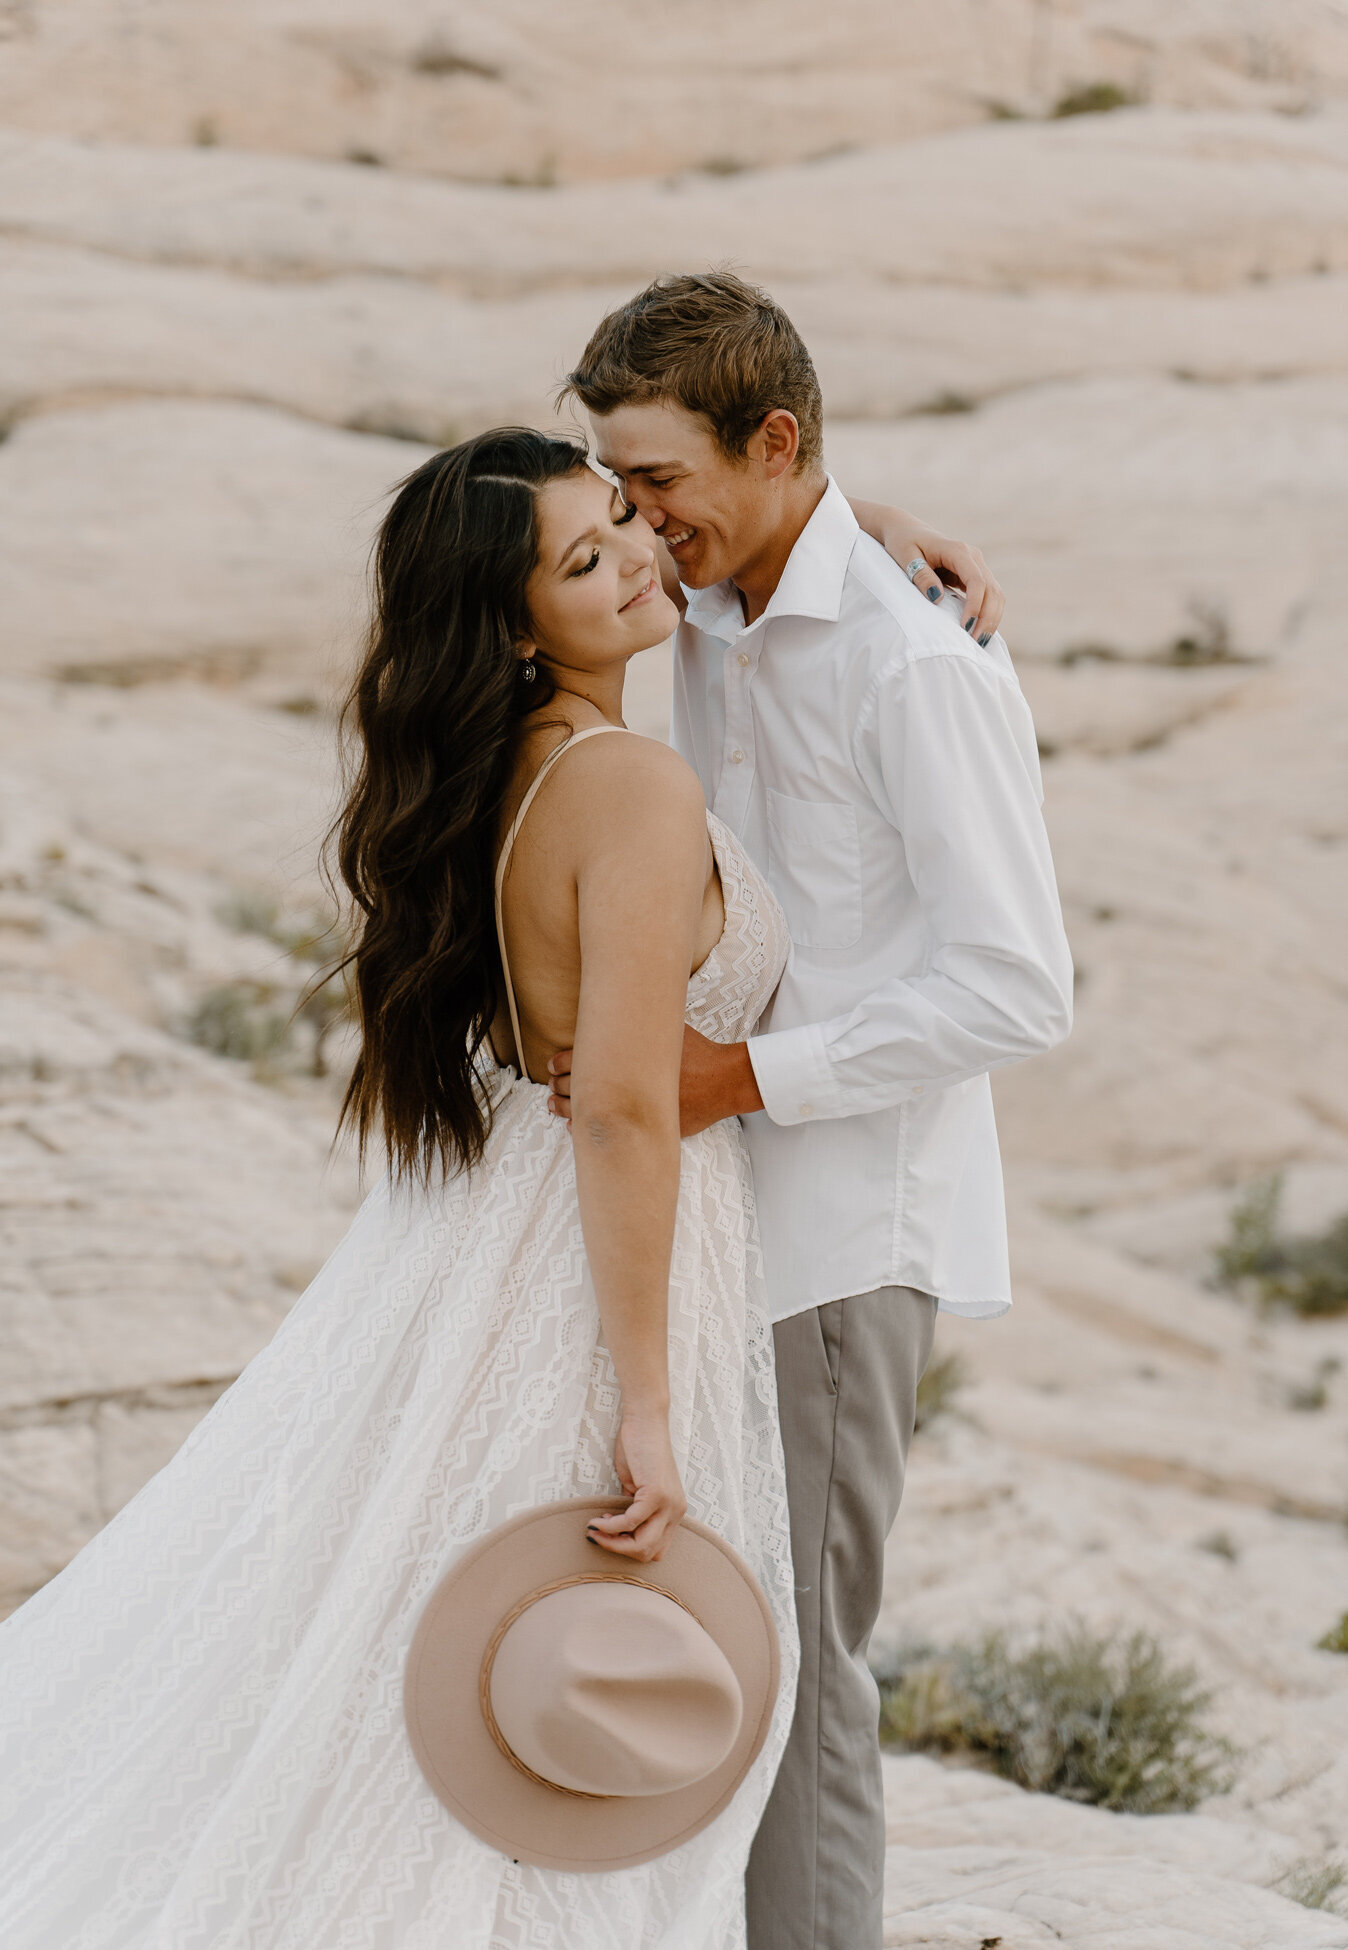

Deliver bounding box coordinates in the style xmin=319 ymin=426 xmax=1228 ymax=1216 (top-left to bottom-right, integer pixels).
xmin=614 ymin=501 xmax=638 ymax=526
xmin=571 ymin=547 xmax=601 ymax=577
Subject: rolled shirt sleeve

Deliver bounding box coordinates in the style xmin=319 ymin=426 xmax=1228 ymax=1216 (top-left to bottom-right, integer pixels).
xmin=747 ymin=647 xmax=1074 ymax=1126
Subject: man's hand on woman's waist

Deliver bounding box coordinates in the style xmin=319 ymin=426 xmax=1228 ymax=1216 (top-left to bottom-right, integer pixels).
xmin=548 ymin=1027 xmax=763 ymax=1138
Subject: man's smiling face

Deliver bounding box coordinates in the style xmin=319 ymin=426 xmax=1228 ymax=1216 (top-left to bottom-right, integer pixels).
xmin=589 ymin=399 xmax=774 ymax=591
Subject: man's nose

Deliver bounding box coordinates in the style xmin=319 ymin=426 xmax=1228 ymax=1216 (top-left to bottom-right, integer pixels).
xmin=625 ymin=484 xmax=666 ymax=528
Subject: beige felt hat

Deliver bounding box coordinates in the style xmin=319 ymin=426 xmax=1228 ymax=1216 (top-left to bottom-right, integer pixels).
xmin=403 ymin=1496 xmax=781 ymax=1872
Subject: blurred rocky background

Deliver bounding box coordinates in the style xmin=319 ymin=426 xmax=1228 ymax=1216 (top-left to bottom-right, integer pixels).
xmin=2 ymin=3 xmax=1348 ymax=1943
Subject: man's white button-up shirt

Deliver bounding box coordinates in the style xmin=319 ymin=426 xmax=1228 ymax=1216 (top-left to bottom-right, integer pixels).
xmin=672 ymin=479 xmax=1073 ymax=1323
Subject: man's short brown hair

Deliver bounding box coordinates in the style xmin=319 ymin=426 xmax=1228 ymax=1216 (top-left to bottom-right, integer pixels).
xmin=561 ymin=270 xmax=823 ymax=470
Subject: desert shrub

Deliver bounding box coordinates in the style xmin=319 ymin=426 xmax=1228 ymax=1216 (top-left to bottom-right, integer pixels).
xmin=1215 ymin=1176 xmax=1348 ymax=1317
xmin=1052 ymin=82 xmax=1136 ymax=118
xmin=499 ymin=155 xmax=557 ymax=189
xmin=1159 ymin=601 xmax=1249 ymax=666
xmin=294 ymin=974 xmax=352 ymax=1079
xmin=215 ymin=892 xmax=343 ymax=967
xmin=913 ymin=1351 xmax=968 ymax=1433
xmin=1196 ymin=1529 xmax=1239 ymax=1562
xmin=1287 ymin=1357 xmax=1339 ymax=1412
xmin=202 ymin=893 xmax=352 ymax=1078
xmin=877 ymin=1624 xmax=1237 ymax=1812
xmin=215 ymin=890 xmax=282 ymax=939
xmin=913 ymin=391 xmax=976 ymax=416
xmin=186 ymin=982 xmax=292 ymax=1064
xmin=1215 ymin=1174 xmax=1282 ymax=1284
xmin=411 ymin=44 xmax=500 ymax=79
xmin=1276 ymin=1856 xmax=1348 ymax=1914
xmin=1316 ymin=1613 xmax=1348 ymax=1654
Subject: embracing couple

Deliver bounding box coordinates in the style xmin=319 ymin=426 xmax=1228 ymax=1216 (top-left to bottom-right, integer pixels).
xmin=0 ymin=273 xmax=1072 ymax=1950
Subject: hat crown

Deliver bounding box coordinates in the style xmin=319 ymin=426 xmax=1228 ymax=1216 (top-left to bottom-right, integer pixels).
xmin=487 ymin=1580 xmax=743 ymax=1798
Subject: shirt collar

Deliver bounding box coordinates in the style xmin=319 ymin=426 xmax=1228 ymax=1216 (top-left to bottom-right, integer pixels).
xmin=681 ymin=475 xmax=859 ymax=642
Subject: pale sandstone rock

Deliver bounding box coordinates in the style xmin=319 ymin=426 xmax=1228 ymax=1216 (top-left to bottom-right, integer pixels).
xmin=825 ymin=374 xmax=1348 ymax=659
xmin=1 ymin=0 xmax=1344 ymax=183
xmin=4 ymin=109 xmax=1348 ymax=292
xmin=93 ymin=1393 xmax=229 ymax=1517
xmin=0 ymin=1422 xmax=100 ymax=1601
xmin=9 ymin=238 xmax=1348 ymax=440
xmin=5 ymin=371 xmax=1348 ymax=688
xmin=0 ymin=678 xmax=341 ymax=885
xmin=0 ymin=398 xmax=416 ymax=679
xmin=882 ymin=1814 xmax=1348 ymax=1946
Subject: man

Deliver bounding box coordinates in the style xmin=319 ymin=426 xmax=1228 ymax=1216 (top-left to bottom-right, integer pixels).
xmin=550 ymin=271 xmax=1073 ymax=1950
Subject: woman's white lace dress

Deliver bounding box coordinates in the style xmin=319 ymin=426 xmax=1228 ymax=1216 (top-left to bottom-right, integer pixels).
xmin=0 ymin=811 xmax=796 ymax=1950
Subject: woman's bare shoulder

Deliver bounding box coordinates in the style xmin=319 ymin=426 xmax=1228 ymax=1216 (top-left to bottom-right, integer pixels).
xmin=552 ymin=730 xmax=707 ymax=860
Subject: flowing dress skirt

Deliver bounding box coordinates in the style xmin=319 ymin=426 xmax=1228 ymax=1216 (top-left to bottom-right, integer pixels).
xmin=0 ymin=1072 xmax=796 ymax=1950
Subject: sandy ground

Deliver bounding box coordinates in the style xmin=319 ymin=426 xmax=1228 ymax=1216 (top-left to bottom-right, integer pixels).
xmin=2 ymin=4 xmax=1348 ymax=1942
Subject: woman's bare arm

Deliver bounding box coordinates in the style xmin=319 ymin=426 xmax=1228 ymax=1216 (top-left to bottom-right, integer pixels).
xmin=560 ymin=737 xmax=708 ymax=1560
xmin=848 ymin=496 xmax=1005 ymax=644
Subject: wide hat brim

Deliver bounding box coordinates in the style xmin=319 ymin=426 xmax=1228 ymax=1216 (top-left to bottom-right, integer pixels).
xmin=404 ymin=1497 xmax=780 ymax=1872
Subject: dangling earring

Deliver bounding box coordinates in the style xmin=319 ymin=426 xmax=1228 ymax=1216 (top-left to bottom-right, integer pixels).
xmin=519 ymin=657 xmax=537 ymax=685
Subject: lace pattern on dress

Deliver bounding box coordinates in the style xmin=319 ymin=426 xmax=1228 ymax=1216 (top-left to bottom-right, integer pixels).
xmin=0 ymin=812 xmax=796 ymax=1950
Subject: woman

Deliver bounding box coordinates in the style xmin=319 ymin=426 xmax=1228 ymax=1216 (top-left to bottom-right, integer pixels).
xmin=0 ymin=427 xmax=798 ymax=1950
xmin=0 ymin=428 xmax=954 ymax=1947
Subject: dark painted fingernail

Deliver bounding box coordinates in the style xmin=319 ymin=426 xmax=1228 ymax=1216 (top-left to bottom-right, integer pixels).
xmin=979 ymin=632 xmax=993 ymax=647
xmin=965 ymin=616 xmax=977 ymax=633
xmin=926 ymin=584 xmax=941 ymax=603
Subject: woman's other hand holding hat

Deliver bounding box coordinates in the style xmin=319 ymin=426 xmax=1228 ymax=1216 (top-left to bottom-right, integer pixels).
xmin=586 ymin=1404 xmax=687 ymax=1562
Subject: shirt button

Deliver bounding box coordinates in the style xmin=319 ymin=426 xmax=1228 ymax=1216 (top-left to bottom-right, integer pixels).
xmin=737 ymin=652 xmax=750 ymax=667
xmin=730 ymin=749 xmax=745 ymax=764
xmin=913 ymin=1084 xmax=925 ymax=1097
xmin=798 ymin=1103 xmax=813 ymax=1118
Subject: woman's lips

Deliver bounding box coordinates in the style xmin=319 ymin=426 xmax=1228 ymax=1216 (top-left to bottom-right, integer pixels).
xmin=619 ymin=575 xmax=658 ymax=613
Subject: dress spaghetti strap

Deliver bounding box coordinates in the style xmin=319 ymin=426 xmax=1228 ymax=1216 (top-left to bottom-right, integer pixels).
xmin=493 ymin=724 xmax=628 ymax=1081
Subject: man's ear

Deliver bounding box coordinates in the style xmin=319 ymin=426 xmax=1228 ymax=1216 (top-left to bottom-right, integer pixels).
xmin=753 ymin=409 xmax=801 ymax=480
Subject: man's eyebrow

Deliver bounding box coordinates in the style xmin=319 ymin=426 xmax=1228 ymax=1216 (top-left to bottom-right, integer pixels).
xmin=604 ymin=460 xmax=682 ymax=479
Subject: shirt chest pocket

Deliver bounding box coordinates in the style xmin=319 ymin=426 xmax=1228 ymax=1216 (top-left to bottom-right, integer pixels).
xmin=765 ymin=790 xmax=862 ymax=950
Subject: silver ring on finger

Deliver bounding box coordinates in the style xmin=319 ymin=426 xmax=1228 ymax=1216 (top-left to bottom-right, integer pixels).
xmin=903 ymin=557 xmax=927 ymax=584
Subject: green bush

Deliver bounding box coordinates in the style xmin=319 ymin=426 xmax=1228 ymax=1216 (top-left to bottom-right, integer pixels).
xmin=215 ymin=891 xmax=342 ymax=966
xmin=185 ymin=982 xmax=292 ymax=1064
xmin=1052 ymin=82 xmax=1136 ymax=118
xmin=201 ymin=892 xmax=352 ymax=1080
xmin=1276 ymin=1856 xmax=1347 ymax=1914
xmin=1316 ymin=1613 xmax=1348 ymax=1654
xmin=913 ymin=390 xmax=976 ymax=417
xmin=877 ymin=1624 xmax=1237 ymax=1812
xmin=1196 ymin=1529 xmax=1239 ymax=1562
xmin=1215 ymin=1176 xmax=1348 ymax=1317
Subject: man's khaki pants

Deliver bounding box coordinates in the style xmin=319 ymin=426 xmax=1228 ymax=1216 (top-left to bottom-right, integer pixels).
xmin=745 ymin=1286 xmax=937 ymax=1950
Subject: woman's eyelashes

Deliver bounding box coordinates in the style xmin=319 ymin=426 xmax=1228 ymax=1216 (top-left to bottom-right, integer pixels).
xmin=572 ymin=504 xmax=638 ymax=574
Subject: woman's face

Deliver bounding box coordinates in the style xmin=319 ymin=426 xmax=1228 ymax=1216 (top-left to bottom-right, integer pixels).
xmin=522 ymin=466 xmax=679 ymax=679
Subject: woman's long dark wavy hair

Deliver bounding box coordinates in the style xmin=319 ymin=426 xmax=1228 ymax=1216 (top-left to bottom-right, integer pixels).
xmin=330 ymin=427 xmax=588 ymax=1181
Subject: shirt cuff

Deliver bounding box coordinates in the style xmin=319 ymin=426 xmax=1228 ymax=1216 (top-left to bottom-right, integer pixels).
xmin=746 ymin=1022 xmax=836 ymax=1127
